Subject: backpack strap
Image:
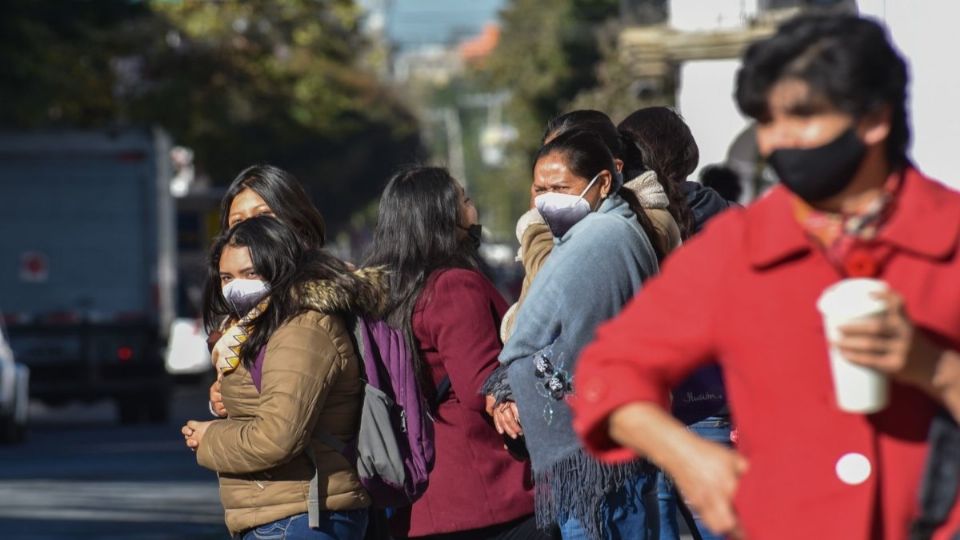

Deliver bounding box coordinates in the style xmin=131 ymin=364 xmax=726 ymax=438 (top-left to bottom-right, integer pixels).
xmin=434 ymin=376 xmax=451 ymax=408
xmin=354 ymin=313 xmax=451 ymax=409
xmin=300 ymin=317 xmax=365 ymax=529
xmin=314 ymin=432 xmax=348 ymax=454
xmin=250 ymin=347 xmax=267 ymax=393
xmin=305 ymin=453 xmax=321 ymax=529
xmin=675 ymin=491 xmax=704 ymax=540
xmin=245 ymin=318 xmax=358 ymax=529
xmin=350 ymin=315 xmax=370 ymax=383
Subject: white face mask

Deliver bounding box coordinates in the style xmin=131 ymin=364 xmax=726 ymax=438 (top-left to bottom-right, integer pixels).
xmin=222 ymin=278 xmax=269 ymax=316
xmin=534 ymin=172 xmax=602 ymax=238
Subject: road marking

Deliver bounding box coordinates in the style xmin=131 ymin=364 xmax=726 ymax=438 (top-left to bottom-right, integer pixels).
xmin=0 ymin=480 xmax=222 ymax=524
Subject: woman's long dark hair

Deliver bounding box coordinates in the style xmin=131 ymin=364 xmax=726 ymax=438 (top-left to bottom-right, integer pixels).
xmin=535 ymin=129 xmax=666 ymax=262
xmin=543 ymin=110 xmax=624 ymax=160
xmin=618 ymin=107 xmax=697 ymax=240
xmin=202 ymin=216 xmax=360 ymax=367
xmin=220 ymin=164 xmax=327 ymax=248
xmin=364 ymin=166 xmax=477 ymax=391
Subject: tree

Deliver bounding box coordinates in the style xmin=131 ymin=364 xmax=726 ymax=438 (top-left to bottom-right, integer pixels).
xmin=0 ymin=0 xmax=422 ymax=229
xmin=0 ymin=0 xmax=146 ymax=127
xmin=458 ymin=0 xmax=620 ymax=236
xmin=484 ymin=0 xmax=620 ymax=153
xmin=451 ymin=0 xmax=673 ymax=237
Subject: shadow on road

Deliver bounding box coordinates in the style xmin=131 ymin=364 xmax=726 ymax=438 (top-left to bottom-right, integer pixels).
xmin=0 ymin=382 xmax=226 ymax=539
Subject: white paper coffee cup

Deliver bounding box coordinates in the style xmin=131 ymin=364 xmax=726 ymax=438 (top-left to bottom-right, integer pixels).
xmin=816 ymin=278 xmax=890 ymax=414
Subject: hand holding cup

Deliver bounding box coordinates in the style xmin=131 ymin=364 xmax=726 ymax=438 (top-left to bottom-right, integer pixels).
xmin=817 ymin=278 xmax=892 ymax=413
xmin=834 ymin=287 xmax=941 ymax=394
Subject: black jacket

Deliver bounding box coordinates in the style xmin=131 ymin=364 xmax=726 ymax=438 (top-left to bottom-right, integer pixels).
xmin=682 ymin=181 xmax=734 ymax=234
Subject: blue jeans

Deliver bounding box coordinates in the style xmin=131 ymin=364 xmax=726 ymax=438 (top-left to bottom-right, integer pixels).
xmin=239 ymin=510 xmax=368 ymax=540
xmin=656 ymin=415 xmax=731 ymax=540
xmin=558 ymin=472 xmax=656 ymax=539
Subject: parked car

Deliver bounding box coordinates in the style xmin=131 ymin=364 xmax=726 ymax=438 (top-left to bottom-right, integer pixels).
xmin=0 ymin=315 xmax=29 ymax=442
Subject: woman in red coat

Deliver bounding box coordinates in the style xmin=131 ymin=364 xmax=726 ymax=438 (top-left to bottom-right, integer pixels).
xmin=365 ymin=166 xmax=546 ymax=539
xmin=571 ymin=15 xmax=960 ymax=540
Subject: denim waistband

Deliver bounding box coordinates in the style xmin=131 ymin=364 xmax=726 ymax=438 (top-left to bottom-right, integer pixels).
xmin=688 ymin=415 xmax=732 ymax=429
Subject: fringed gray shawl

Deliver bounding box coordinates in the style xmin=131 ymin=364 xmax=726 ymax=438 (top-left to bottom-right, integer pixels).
xmin=495 ymin=194 xmax=659 ymax=538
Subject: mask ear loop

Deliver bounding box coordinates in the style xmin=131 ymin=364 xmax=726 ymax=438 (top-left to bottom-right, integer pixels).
xmin=576 ymin=171 xmax=606 ymax=210
xmin=576 ymin=172 xmax=602 ymax=202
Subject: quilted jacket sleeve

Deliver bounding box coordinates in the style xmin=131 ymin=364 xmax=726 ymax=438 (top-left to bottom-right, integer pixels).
xmin=197 ymin=312 xmax=346 ymax=474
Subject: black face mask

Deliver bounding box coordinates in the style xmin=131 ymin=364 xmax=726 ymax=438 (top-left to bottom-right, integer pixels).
xmin=767 ymin=128 xmax=867 ymax=204
xmin=460 ymin=223 xmax=483 ymax=250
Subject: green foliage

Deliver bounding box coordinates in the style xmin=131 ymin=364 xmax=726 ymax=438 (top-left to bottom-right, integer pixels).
xmin=0 ymin=1 xmax=146 ymax=126
xmin=446 ymin=0 xmax=673 ymax=238
xmin=569 ymin=20 xmax=675 ymax=121
xmin=486 ymin=0 xmax=619 ymax=154
xmin=0 ymin=0 xmax=422 ymax=227
xmin=454 ymin=0 xmax=622 ymax=238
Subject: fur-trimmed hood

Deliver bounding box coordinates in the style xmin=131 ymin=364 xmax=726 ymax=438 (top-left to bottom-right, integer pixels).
xmin=293 ymin=266 xmax=389 ymax=318
xmin=624 ymin=170 xmax=670 ymax=210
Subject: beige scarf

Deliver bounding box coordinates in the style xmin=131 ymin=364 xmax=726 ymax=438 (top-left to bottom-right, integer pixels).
xmin=210 ymin=299 xmax=269 ymax=377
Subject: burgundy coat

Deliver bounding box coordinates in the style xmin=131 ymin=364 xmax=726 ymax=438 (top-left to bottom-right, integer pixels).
xmin=392 ymin=268 xmax=535 ymax=537
xmin=572 ymin=167 xmax=960 ymax=540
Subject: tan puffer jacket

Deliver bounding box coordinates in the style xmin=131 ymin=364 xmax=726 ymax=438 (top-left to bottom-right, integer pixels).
xmin=197 ymin=269 xmax=385 ymax=536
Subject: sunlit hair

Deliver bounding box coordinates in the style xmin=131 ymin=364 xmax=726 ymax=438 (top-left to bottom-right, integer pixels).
xmin=202 ymin=216 xmax=359 ymax=367
xmin=364 ymin=166 xmax=478 ymax=393
xmin=221 ymin=164 xmax=327 ymax=248
xmin=543 ymin=109 xmax=624 ymax=160
xmin=535 ymin=130 xmax=666 ymax=262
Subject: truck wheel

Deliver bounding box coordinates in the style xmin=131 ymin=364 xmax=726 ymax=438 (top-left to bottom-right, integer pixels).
xmin=0 ymin=414 xmax=25 ymax=444
xmin=116 ymin=392 xmax=169 ymax=425
xmin=117 ymin=398 xmax=141 ymax=425
xmin=11 ymin=421 xmax=25 ymax=443
xmin=145 ymin=397 xmax=169 ymax=424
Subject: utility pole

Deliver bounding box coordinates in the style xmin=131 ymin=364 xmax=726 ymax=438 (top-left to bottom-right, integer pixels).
xmin=443 ymin=107 xmax=467 ymax=187
xmin=425 ymin=106 xmax=468 ymax=187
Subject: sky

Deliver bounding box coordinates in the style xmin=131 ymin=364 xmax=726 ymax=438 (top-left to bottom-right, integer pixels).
xmin=359 ymin=0 xmax=506 ymax=51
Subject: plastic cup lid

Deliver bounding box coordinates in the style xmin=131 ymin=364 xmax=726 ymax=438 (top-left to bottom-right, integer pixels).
xmin=816 ymin=278 xmax=889 ymax=320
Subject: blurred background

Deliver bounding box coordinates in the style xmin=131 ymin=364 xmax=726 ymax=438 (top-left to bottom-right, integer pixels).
xmin=0 ymin=0 xmax=957 ymax=538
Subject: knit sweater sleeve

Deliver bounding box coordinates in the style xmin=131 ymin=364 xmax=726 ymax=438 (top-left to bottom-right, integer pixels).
xmin=197 ymin=313 xmax=343 ymax=473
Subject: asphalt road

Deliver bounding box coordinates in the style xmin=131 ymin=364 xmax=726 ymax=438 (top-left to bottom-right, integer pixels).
xmin=0 ymin=382 xmax=226 ymax=540
xmin=0 ymin=383 xmax=698 ymax=540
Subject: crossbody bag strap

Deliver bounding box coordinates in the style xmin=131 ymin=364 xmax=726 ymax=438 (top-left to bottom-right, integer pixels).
xmin=434 ymin=376 xmax=451 ymax=408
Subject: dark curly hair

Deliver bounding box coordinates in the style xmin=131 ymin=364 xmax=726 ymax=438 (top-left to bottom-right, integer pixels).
xmin=735 ymin=14 xmax=910 ymax=167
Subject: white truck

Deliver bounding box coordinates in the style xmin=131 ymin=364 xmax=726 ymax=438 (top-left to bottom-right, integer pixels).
xmin=0 ymin=128 xmax=177 ymax=423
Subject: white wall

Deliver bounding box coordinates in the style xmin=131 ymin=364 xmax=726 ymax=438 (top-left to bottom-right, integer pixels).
xmin=676 ymin=59 xmax=751 ymax=180
xmin=858 ymin=0 xmax=960 ymax=188
xmin=673 ymin=0 xmax=960 ymax=190
xmin=670 ymin=0 xmax=760 ymax=32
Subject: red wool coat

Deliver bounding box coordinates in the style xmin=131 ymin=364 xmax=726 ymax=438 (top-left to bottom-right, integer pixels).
xmin=391 ymin=268 xmax=535 ymax=537
xmin=572 ymin=166 xmax=960 ymax=540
